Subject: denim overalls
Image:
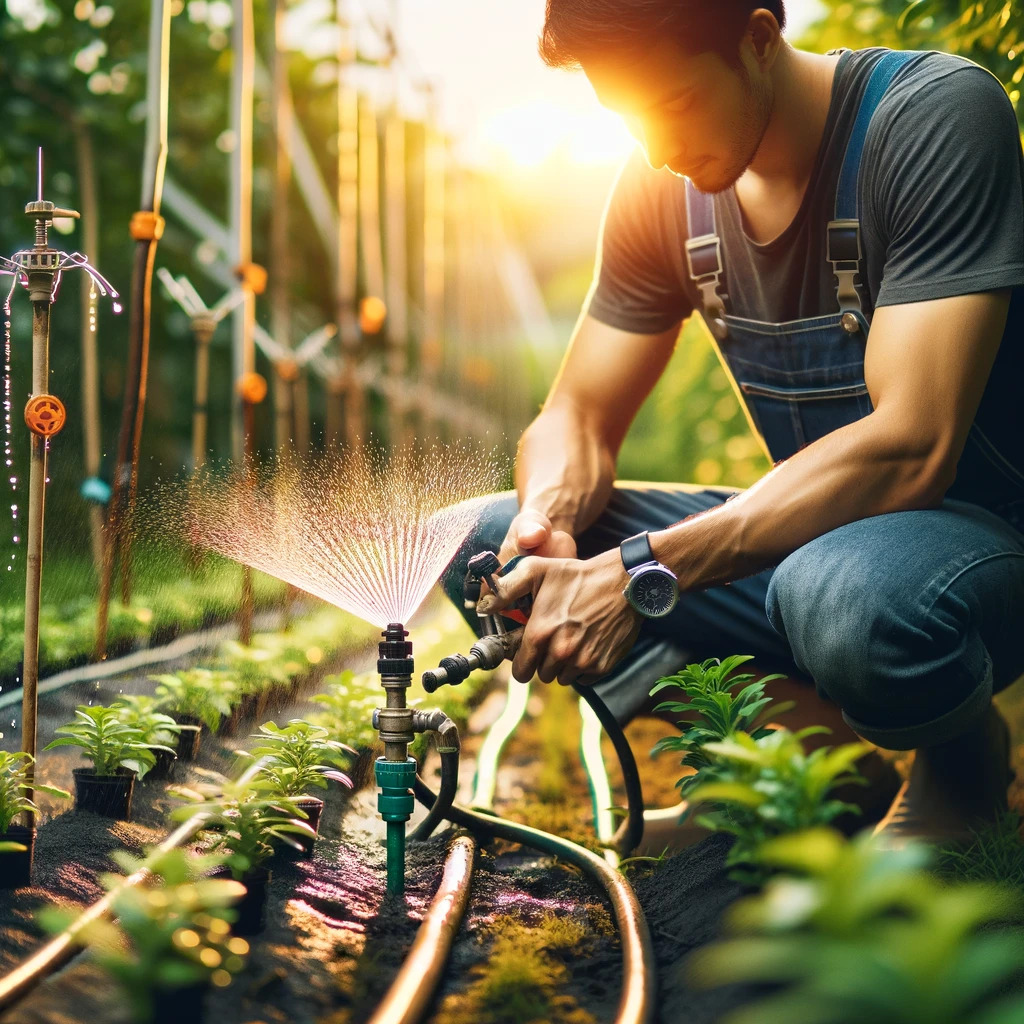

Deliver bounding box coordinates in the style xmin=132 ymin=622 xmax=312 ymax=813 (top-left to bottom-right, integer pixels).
xmin=684 ymin=49 xmax=1024 ymax=516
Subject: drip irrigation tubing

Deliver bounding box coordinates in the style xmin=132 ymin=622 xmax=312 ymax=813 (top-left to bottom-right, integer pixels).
xmin=413 ymin=777 xmax=657 ymax=1024
xmin=365 ymin=833 xmax=477 ymax=1024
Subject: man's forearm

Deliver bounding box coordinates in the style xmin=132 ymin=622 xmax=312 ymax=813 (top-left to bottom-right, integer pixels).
xmin=515 ymin=400 xmax=617 ymax=537
xmin=650 ymin=410 xmax=954 ymax=591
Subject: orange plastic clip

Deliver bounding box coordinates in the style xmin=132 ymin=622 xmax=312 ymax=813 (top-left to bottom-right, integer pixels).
xmin=237 ymin=371 xmax=268 ymax=405
xmin=235 ymin=262 xmax=268 ymax=296
xmin=129 ymin=210 xmax=165 ymax=241
xmin=24 ymin=394 xmax=66 ymax=437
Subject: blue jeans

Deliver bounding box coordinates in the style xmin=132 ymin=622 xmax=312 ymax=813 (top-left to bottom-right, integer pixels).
xmin=441 ymin=484 xmax=1024 ymax=749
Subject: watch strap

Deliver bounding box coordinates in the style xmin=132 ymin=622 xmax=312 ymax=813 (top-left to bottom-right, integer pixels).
xmin=620 ymin=531 xmax=655 ymax=571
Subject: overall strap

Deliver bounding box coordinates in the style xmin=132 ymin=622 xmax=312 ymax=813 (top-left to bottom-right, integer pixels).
xmin=684 ymin=180 xmax=727 ymax=337
xmin=828 ymin=49 xmax=916 ymax=317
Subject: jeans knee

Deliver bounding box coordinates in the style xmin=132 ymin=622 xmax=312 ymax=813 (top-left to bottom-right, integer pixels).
xmin=766 ymin=536 xmax=985 ymax=728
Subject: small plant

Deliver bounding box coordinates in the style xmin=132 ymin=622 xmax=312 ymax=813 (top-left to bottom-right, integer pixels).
xmin=241 ymin=720 xmax=354 ymax=798
xmin=684 ymin=727 xmax=869 ymax=883
xmin=310 ymin=670 xmax=381 ymax=752
xmin=151 ymin=669 xmax=235 ymax=732
xmin=39 ymin=847 xmax=248 ymax=1024
xmin=114 ymin=694 xmax=183 ymax=751
xmin=167 ymin=770 xmax=316 ymax=879
xmin=43 ymin=705 xmax=171 ymax=780
xmin=650 ymin=655 xmax=787 ymax=797
xmin=688 ymin=827 xmax=1024 ymax=1024
xmin=0 ymin=751 xmax=69 ymax=848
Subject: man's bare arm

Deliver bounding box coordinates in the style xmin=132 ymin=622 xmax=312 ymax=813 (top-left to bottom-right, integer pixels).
xmin=513 ymin=312 xmax=680 ymax=542
xmin=650 ymin=291 xmax=1011 ymax=588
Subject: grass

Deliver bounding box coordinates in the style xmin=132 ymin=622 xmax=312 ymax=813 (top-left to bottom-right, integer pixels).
xmin=935 ymin=810 xmax=1024 ymax=887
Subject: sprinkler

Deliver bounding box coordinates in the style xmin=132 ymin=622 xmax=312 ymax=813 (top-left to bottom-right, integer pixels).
xmin=2 ymin=150 xmax=118 ymax=816
xmin=374 ymin=623 xmax=417 ymax=896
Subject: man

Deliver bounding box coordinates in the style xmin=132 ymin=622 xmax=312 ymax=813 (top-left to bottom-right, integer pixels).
xmin=447 ymin=1 xmax=1024 ymax=843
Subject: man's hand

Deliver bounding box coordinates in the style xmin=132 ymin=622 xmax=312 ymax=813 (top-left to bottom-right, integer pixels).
xmin=478 ymin=548 xmax=642 ymax=686
xmin=497 ymin=510 xmax=577 ymax=566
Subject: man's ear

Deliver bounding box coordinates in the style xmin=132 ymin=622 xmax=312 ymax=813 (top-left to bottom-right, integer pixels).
xmin=746 ymin=8 xmax=782 ymax=68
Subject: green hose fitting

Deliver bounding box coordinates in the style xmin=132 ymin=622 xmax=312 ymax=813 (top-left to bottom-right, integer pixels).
xmin=375 ymin=756 xmax=417 ymax=895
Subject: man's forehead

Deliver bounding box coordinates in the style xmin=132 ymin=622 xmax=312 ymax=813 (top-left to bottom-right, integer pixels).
xmin=584 ymin=41 xmax=719 ymax=114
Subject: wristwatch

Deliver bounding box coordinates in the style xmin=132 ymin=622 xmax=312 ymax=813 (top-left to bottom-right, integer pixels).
xmin=620 ymin=531 xmax=679 ymax=618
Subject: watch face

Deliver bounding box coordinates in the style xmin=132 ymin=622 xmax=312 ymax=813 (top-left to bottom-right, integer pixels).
xmin=628 ymin=568 xmax=678 ymax=617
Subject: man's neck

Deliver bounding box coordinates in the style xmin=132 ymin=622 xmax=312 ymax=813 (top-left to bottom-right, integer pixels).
xmin=735 ymin=46 xmax=842 ymax=242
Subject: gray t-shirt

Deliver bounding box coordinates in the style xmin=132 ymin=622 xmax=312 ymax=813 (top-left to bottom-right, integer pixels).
xmin=587 ymin=47 xmax=1024 ymax=327
xmin=585 ymin=47 xmax=1024 ymax=517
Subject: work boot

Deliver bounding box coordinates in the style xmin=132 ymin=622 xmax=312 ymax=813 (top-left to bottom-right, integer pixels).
xmin=872 ymin=704 xmax=1015 ymax=849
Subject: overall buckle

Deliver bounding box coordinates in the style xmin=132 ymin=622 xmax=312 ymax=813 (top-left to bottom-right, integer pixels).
xmin=685 ymin=234 xmax=727 ymax=337
xmin=827 ymin=219 xmax=863 ymax=314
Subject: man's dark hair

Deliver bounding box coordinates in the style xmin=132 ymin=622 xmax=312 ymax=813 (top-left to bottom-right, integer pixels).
xmin=539 ymin=1 xmax=787 ymax=70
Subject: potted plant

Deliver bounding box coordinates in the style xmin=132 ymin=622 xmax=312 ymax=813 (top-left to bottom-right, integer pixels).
xmin=151 ymin=669 xmax=235 ymax=760
xmin=114 ymin=695 xmax=184 ymax=779
xmin=43 ymin=705 xmax=171 ymax=819
xmin=168 ymin=770 xmax=316 ymax=934
xmin=38 ymin=846 xmax=248 ymax=1024
xmin=0 ymin=751 xmax=69 ymax=887
xmin=240 ymin=720 xmax=354 ymax=856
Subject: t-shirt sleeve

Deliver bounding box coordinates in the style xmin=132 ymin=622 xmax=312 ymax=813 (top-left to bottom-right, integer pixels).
xmin=869 ymin=64 xmax=1024 ymax=307
xmin=584 ymin=148 xmax=693 ymax=333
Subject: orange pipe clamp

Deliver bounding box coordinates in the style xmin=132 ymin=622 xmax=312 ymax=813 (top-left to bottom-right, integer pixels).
xmin=129 ymin=211 xmax=165 ymax=241
xmin=237 ymin=371 xmax=268 ymax=405
xmin=235 ymin=262 xmax=268 ymax=296
xmin=24 ymin=395 xmax=66 ymax=437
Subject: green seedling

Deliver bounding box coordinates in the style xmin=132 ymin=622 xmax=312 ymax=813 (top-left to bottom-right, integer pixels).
xmin=650 ymin=655 xmax=788 ymax=797
xmin=39 ymin=847 xmax=248 ymax=1024
xmin=685 ymin=727 xmax=869 ymax=883
xmin=0 ymin=751 xmax=70 ymax=849
xmin=167 ymin=769 xmax=316 ymax=879
xmin=688 ymin=827 xmax=1024 ymax=1024
xmin=114 ymin=694 xmax=184 ymax=752
xmin=238 ymin=719 xmax=355 ymax=797
xmin=151 ymin=669 xmax=236 ymax=732
xmin=43 ymin=705 xmax=172 ymax=780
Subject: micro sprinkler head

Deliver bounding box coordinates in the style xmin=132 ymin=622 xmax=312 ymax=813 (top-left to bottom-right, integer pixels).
xmin=375 ymin=622 xmax=416 ymax=896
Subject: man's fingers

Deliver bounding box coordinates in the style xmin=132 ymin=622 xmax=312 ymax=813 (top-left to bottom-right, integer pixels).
xmin=477 ymin=557 xmax=541 ymax=611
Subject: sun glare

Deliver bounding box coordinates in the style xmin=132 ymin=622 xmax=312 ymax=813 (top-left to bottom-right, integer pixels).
xmin=481 ymin=100 xmax=635 ymax=169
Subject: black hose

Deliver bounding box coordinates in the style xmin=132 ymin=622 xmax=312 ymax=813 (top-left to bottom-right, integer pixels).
xmin=413 ymin=778 xmax=656 ymax=1024
xmin=411 ymin=748 xmax=458 ymax=841
xmin=573 ymin=684 xmax=646 ymax=856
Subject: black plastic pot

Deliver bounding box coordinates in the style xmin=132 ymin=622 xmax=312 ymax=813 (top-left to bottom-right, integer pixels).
xmin=174 ymin=715 xmax=202 ymax=761
xmin=148 ymin=747 xmax=178 ymax=780
xmin=152 ymin=981 xmax=206 ymax=1024
xmin=282 ymin=797 xmax=324 ymax=858
xmin=73 ymin=767 xmax=135 ymax=819
xmin=217 ymin=866 xmax=271 ymax=936
xmin=0 ymin=825 xmax=35 ymax=888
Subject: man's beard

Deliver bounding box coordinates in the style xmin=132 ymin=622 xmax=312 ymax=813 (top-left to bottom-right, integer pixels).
xmin=692 ymin=66 xmax=773 ymax=195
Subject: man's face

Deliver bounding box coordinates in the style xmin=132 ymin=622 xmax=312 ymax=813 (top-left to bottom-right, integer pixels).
xmin=585 ymin=37 xmax=773 ymax=194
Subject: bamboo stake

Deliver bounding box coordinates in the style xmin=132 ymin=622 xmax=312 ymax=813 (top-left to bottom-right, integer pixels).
xmin=336 ymin=0 xmax=363 ymax=448
xmin=422 ymin=103 xmax=445 ymax=438
xmin=384 ymin=111 xmax=408 ymax=448
xmin=73 ymin=121 xmax=104 ymax=574
xmin=96 ymin=0 xmax=171 ymax=657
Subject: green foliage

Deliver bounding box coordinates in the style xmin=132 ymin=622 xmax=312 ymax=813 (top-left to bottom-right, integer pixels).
xmin=241 ymin=719 xmax=355 ymax=797
xmin=310 ymin=669 xmax=383 ymax=752
xmin=167 ymin=769 xmax=316 ymax=879
xmin=801 ymin=0 xmax=1024 ymax=130
xmin=38 ymin=847 xmax=248 ymax=1024
xmin=43 ymin=704 xmax=171 ymax=779
xmin=936 ymin=810 xmax=1024 ymax=888
xmin=688 ymin=827 xmax=1024 ymax=1024
xmin=150 ymin=669 xmax=235 ymax=732
xmin=113 ymin=694 xmax=183 ymax=752
xmin=650 ymin=655 xmax=787 ymax=796
xmin=0 ymin=751 xmax=70 ymax=836
xmin=686 ymin=728 xmax=870 ymax=883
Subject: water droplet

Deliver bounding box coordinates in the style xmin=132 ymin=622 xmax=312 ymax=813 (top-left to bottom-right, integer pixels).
xmin=112 ymin=301 xmax=122 ymax=314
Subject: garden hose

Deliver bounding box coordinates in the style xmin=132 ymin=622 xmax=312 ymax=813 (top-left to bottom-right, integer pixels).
xmin=409 ymin=710 xmax=460 ymax=842
xmin=413 ymin=777 xmax=657 ymax=1024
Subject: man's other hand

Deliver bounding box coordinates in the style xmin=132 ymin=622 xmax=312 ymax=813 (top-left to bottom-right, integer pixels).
xmin=497 ymin=510 xmax=577 ymax=566
xmin=478 ymin=548 xmax=641 ymax=687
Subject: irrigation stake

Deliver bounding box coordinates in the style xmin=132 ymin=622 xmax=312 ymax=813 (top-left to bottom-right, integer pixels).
xmin=96 ymin=0 xmax=171 ymax=657
xmin=4 ymin=152 xmax=118 ymax=818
